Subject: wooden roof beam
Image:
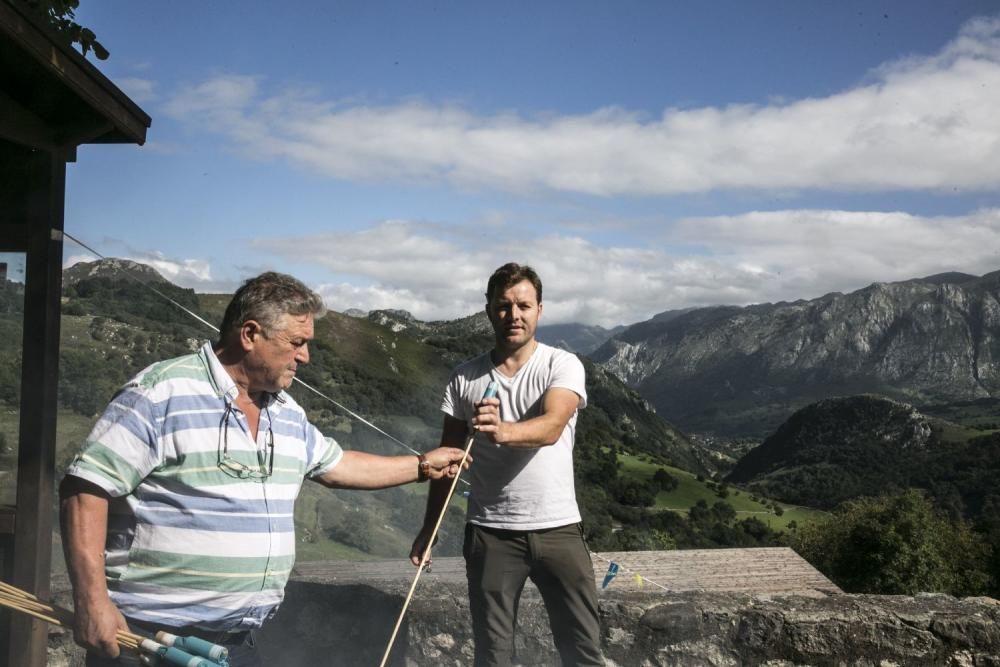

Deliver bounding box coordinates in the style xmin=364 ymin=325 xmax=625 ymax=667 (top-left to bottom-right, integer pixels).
xmin=0 ymin=0 xmax=151 ymax=146
xmin=0 ymin=89 xmax=57 ymax=151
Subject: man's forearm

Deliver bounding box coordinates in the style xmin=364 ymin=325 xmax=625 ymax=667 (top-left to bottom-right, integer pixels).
xmin=319 ymin=451 xmax=424 ymax=489
xmin=409 ymin=415 xmax=471 ymax=566
xmin=59 ymin=479 xmax=112 ymax=606
xmin=474 ymin=387 xmax=580 ymax=448
xmin=318 ymin=446 xmax=470 ymax=489
xmin=59 ymin=477 xmax=130 ymax=657
xmin=487 ymin=413 xmax=567 ymax=448
xmin=421 ymin=478 xmax=454 ymax=530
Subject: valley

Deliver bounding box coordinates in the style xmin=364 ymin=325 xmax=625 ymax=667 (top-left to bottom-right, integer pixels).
xmin=3 ymin=260 xmax=999 ymax=598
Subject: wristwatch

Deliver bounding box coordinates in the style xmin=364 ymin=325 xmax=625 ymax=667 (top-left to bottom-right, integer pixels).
xmin=417 ymin=453 xmax=430 ymax=482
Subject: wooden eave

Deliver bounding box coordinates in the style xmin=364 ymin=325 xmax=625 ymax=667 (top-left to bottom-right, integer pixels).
xmin=0 ymin=0 xmax=151 ymax=152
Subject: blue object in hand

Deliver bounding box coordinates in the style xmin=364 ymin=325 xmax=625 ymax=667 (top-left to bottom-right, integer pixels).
xmin=481 ymin=381 xmax=501 ymax=446
xmin=482 ymin=381 xmax=499 ymax=400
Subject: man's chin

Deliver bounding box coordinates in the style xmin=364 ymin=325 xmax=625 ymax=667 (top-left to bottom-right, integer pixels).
xmin=272 ymin=376 xmax=295 ymax=392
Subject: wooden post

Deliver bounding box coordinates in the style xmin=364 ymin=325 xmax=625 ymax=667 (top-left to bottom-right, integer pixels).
xmin=9 ymin=147 xmax=66 ymax=667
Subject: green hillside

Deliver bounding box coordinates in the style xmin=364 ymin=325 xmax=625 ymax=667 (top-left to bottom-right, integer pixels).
xmin=616 ymin=454 xmax=827 ymax=532
xmin=0 ymin=261 xmax=804 ymax=563
xmin=726 ymin=395 xmax=1000 ymax=520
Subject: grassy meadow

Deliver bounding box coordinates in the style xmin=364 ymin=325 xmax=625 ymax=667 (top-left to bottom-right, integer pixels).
xmin=617 ymin=452 xmax=828 ymax=532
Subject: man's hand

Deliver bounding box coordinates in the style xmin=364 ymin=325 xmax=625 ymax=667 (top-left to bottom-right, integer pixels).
xmin=420 ymin=446 xmax=473 ymax=480
xmin=73 ymin=594 xmax=128 ymax=658
xmin=470 ymin=388 xmax=581 ymax=448
xmin=409 ymin=527 xmax=439 ymax=568
xmin=471 ymin=397 xmax=509 ymax=444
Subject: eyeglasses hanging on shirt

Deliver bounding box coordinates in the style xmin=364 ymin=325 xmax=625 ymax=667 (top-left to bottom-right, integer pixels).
xmin=218 ymin=402 xmax=275 ymax=480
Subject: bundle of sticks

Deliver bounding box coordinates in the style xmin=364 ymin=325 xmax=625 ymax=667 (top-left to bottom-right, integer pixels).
xmin=0 ymin=580 xmax=229 ymax=666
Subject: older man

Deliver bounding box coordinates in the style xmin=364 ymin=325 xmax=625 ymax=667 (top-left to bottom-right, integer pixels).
xmin=61 ymin=272 xmax=469 ymax=666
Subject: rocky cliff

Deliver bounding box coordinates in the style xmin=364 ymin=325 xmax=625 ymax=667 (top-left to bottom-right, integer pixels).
xmin=591 ymin=271 xmax=1000 ymax=437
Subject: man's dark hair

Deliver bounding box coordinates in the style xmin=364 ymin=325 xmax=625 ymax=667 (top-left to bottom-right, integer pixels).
xmin=485 ymin=263 xmax=543 ymax=304
xmin=219 ymin=272 xmax=324 ymax=342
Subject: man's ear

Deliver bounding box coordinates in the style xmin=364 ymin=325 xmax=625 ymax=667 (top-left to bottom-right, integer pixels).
xmin=239 ymin=321 xmax=262 ymax=351
xmin=537 ymin=302 xmax=543 ymax=320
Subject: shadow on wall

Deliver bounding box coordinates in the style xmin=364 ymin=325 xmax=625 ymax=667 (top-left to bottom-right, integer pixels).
xmin=257 ymin=583 xmax=408 ymax=665
xmin=258 ymin=580 xmax=581 ymax=666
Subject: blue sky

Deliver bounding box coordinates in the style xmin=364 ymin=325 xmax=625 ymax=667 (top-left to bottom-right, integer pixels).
xmin=60 ymin=1 xmax=1000 ymax=326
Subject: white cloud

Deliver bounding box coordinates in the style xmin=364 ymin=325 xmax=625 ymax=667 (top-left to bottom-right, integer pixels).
xmin=257 ymin=220 xmax=491 ymax=318
xmin=59 ymin=208 xmax=1000 ymax=328
xmin=164 ymin=16 xmax=1000 ymax=195
xmin=255 ymin=209 xmax=1000 ymax=327
xmin=63 ymin=244 xmax=236 ymax=295
xmin=63 ymin=253 xmax=93 ymax=269
xmin=164 ymin=74 xmax=258 ymax=116
xmin=144 ymin=254 xmax=213 ymax=284
xmin=117 ymin=77 xmax=157 ymax=103
xmin=671 ymin=208 xmax=1000 ymax=299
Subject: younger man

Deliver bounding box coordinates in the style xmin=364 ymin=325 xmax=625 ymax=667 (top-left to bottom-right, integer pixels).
xmin=410 ymin=263 xmax=603 ymax=666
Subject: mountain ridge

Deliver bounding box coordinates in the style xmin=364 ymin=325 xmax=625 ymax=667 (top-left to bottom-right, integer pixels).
xmin=591 ymin=270 xmax=1000 ymax=437
xmin=64 ymin=258 xmax=171 ymax=286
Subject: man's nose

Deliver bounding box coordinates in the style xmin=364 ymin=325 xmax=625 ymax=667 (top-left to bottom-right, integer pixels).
xmin=296 ymin=343 xmax=310 ymax=364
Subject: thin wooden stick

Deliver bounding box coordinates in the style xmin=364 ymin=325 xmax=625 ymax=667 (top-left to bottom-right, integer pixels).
xmin=0 ymin=598 xmax=64 ymax=626
xmin=378 ymin=382 xmax=498 ymax=666
xmin=0 ymin=584 xmax=146 ymax=655
xmin=377 ymin=430 xmax=479 ymax=667
xmin=0 ymin=580 xmax=36 ymax=600
xmin=0 ymin=594 xmax=74 ymax=623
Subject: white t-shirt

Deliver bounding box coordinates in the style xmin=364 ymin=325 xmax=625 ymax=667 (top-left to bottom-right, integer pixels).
xmin=441 ymin=342 xmax=587 ymax=530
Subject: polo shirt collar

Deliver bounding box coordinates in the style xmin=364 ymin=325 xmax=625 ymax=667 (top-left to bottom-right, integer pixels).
xmin=197 ymin=341 xmax=283 ymax=410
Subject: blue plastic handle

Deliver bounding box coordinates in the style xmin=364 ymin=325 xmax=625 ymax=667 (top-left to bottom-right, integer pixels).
xmin=156 ymin=632 xmax=229 ymax=664
xmin=176 ymin=636 xmax=229 ymax=663
xmin=159 ymin=645 xmax=226 ymax=667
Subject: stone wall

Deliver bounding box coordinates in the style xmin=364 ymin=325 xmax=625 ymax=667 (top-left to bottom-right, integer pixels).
xmin=256 ymin=581 xmax=1000 ymax=666
xmin=45 ymin=581 xmax=1000 ymax=666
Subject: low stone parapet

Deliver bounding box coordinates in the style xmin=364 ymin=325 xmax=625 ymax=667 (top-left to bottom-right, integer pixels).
xmin=44 ymin=562 xmax=1000 ymax=666
xmin=257 ymin=580 xmax=1000 ymax=666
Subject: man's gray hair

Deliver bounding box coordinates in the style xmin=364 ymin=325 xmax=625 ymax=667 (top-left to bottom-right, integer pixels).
xmin=219 ymin=272 xmax=324 ymax=341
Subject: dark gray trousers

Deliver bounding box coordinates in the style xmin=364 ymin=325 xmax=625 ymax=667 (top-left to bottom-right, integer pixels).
xmin=464 ymin=522 xmax=604 ymax=667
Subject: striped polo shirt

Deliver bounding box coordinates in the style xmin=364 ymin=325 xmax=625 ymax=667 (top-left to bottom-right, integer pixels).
xmin=65 ymin=341 xmax=342 ymax=632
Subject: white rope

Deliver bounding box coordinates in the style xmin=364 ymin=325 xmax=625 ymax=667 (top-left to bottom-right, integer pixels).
xmin=291 ymin=377 xmax=421 ymax=456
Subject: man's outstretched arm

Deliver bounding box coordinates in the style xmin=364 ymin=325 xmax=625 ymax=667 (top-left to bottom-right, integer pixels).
xmin=59 ymin=476 xmax=129 ymax=658
xmin=315 ymin=443 xmax=470 ymax=490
